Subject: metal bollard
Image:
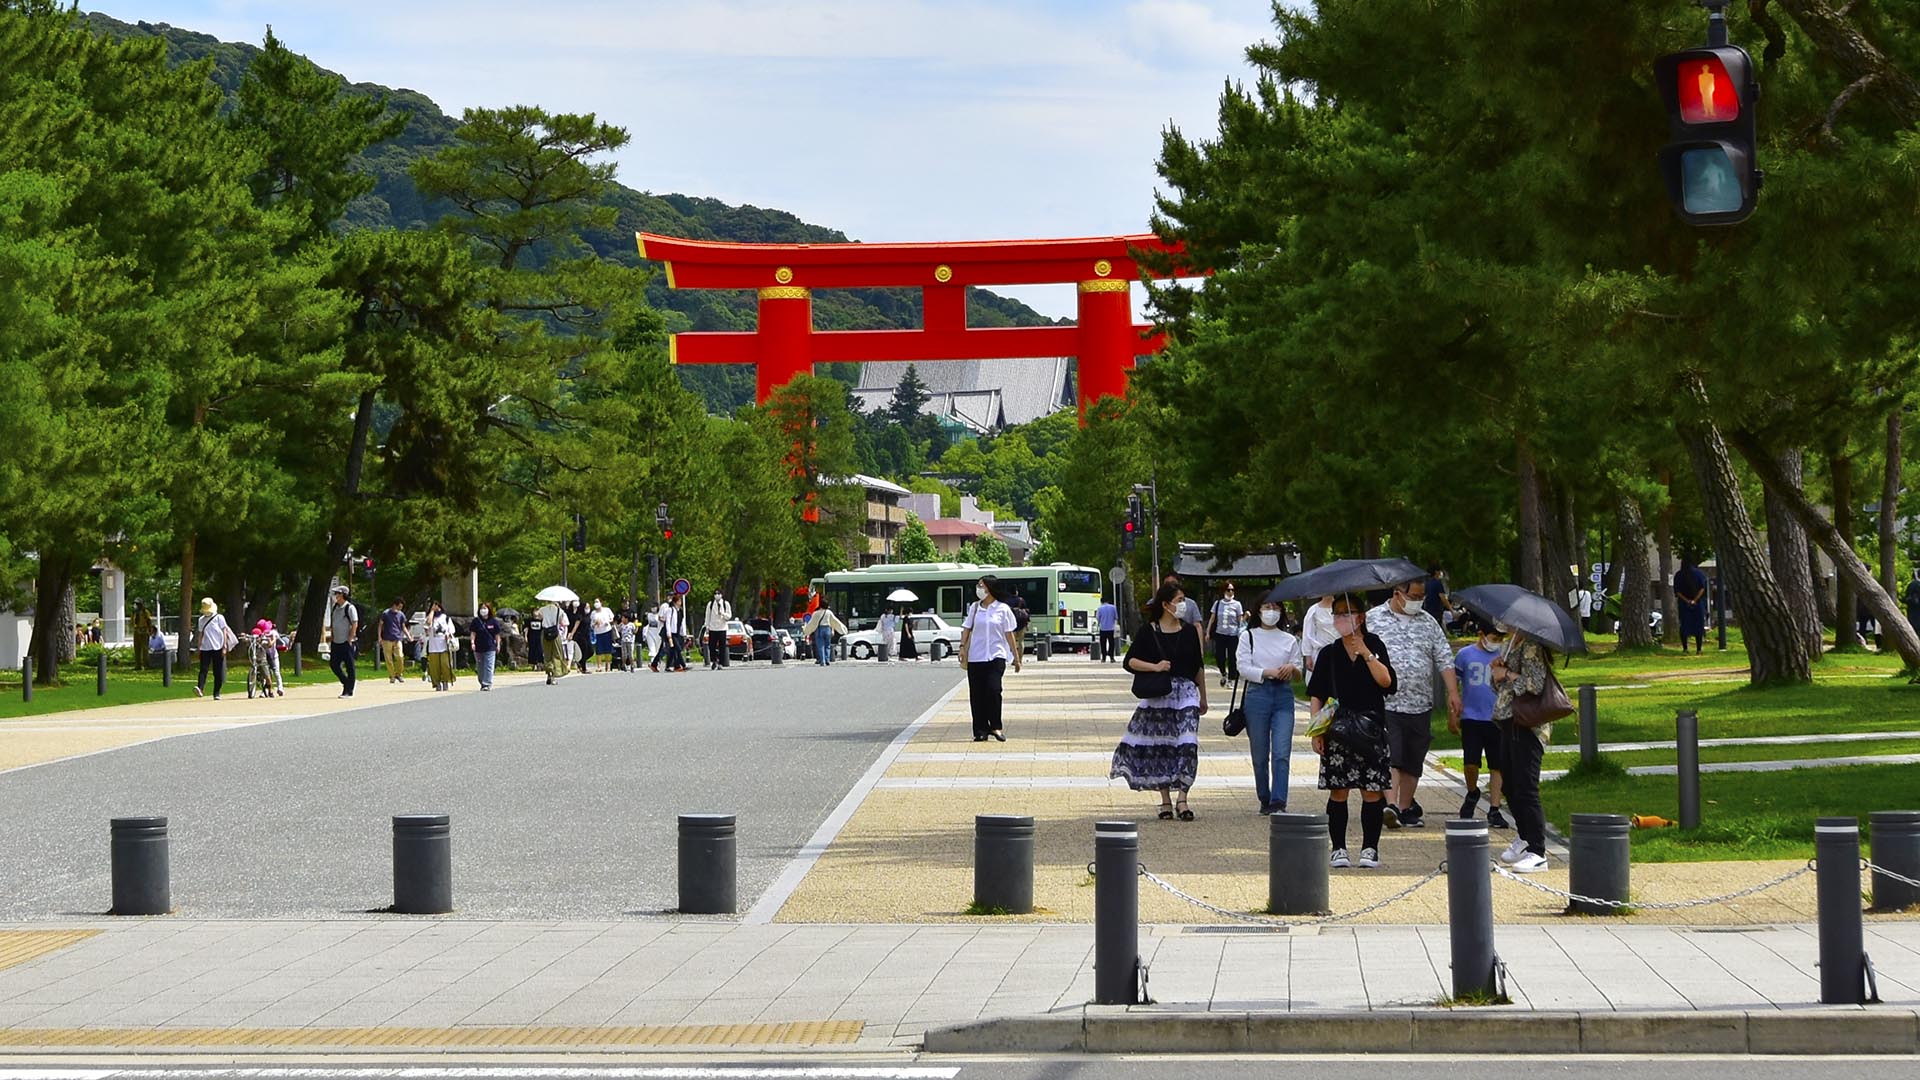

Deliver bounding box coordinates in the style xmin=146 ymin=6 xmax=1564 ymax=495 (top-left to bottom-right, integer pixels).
xmin=1676 ymin=709 xmax=1701 ymax=830
xmin=770 ymin=639 xmax=784 ymax=666
xmin=1036 ymin=636 xmax=1051 ymax=662
xmin=678 ymin=813 xmax=737 ymax=915
xmin=1869 ymin=810 xmax=1920 ymax=911
xmin=292 ymin=642 xmax=302 ymax=677
xmin=878 ymin=641 xmax=891 ymax=663
xmin=98 ymin=651 xmax=108 ymax=696
xmin=161 ymin=644 xmax=171 ymax=688
xmin=1093 ymin=820 xmax=1139 ymax=1005
xmin=1577 ymin=684 xmax=1598 ymax=767
xmin=1567 ymin=813 xmax=1631 ymax=915
xmin=974 ymin=814 xmax=1035 ymax=914
xmin=1268 ymin=812 xmax=1331 ymax=915
xmin=20 ymin=657 xmax=29 ymax=703
xmin=1815 ymin=817 xmax=1871 ymax=1004
xmin=392 ymin=814 xmax=453 ymax=914
xmin=1445 ymin=819 xmax=1497 ymax=999
xmin=110 ymin=816 xmax=170 ymax=915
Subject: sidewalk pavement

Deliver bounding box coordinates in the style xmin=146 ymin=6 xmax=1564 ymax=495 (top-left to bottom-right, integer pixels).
xmin=0 ymin=918 xmax=1913 ymax=1053
xmin=773 ymin=661 xmax=1856 ymax=925
xmin=0 ymin=667 xmax=548 ymax=775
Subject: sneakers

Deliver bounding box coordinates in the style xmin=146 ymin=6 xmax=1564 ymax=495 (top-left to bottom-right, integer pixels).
xmin=1383 ymin=804 xmax=1402 ymax=830
xmin=193 ymin=686 xmax=204 ymax=698
xmin=1459 ymin=788 xmax=1482 ymax=819
xmin=1400 ymin=802 xmax=1426 ymax=828
xmin=1511 ymin=851 xmax=1550 ymax=873
xmin=1356 ymin=847 xmax=1381 ymax=869
xmin=1487 ymin=806 xmax=1510 ymax=829
xmin=1499 ymin=837 xmax=1529 ymax=864
xmin=1330 ymin=848 xmax=1352 ymax=869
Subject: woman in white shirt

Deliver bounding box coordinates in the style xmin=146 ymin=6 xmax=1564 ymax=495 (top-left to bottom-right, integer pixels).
xmin=959 ymin=575 xmax=1022 ymax=741
xmin=1237 ymin=598 xmax=1304 ymax=814
xmin=424 ymin=601 xmax=457 ymax=691
xmin=1299 ymin=595 xmax=1338 ymax=674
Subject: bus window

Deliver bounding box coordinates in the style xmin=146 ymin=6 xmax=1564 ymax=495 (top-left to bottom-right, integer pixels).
xmin=938 ymin=585 xmax=965 ymax=618
xmin=1058 ymin=569 xmax=1101 ymax=595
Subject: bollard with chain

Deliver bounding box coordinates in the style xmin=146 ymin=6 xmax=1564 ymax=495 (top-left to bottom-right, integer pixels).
xmin=1445 ymin=819 xmax=1497 ymax=999
xmin=1815 ymin=817 xmax=1873 ymax=1004
xmin=1868 ymin=810 xmax=1920 ymax=911
xmin=1567 ymin=813 xmax=1631 ymax=915
xmin=1676 ymin=709 xmax=1701 ymax=830
xmin=1093 ymin=821 xmax=1139 ymax=1005
xmin=1268 ymin=812 xmax=1330 ymax=915
xmin=1577 ymin=684 xmax=1597 ymax=767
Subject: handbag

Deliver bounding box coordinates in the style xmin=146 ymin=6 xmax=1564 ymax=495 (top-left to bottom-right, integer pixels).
xmin=1512 ymin=667 xmax=1574 ymax=730
xmin=1222 ymin=673 xmax=1247 ymax=737
xmin=1128 ymin=627 xmax=1175 ymax=700
xmin=1328 ymin=704 xmax=1384 ymax=751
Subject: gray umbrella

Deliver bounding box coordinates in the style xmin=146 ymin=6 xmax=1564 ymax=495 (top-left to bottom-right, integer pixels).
xmin=1453 ymin=584 xmax=1588 ymax=654
xmin=1265 ymin=558 xmax=1427 ymax=604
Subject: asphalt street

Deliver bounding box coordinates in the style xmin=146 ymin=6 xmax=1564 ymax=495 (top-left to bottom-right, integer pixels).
xmin=0 ymin=1059 xmax=1907 ymax=1078
xmin=0 ymin=662 xmax=960 ymax=919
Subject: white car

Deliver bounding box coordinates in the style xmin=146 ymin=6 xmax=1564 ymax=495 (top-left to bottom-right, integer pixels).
xmin=845 ymin=613 xmax=960 ymax=661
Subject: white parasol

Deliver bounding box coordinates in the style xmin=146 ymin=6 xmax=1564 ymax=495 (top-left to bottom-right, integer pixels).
xmin=534 ymin=585 xmax=580 ymax=603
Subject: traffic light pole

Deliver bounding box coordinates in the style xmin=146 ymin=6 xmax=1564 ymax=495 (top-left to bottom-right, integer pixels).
xmin=1132 ymin=479 xmax=1162 ymax=586
xmin=1701 ymin=0 xmax=1728 ymax=47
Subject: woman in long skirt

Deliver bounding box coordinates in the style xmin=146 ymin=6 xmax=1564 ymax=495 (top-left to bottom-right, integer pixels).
xmin=1111 ymin=581 xmax=1208 ymax=820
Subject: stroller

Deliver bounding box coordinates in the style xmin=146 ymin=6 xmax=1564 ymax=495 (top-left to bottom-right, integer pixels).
xmin=245 ymin=620 xmax=288 ymax=699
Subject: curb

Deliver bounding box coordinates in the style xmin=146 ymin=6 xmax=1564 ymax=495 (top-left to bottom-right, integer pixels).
xmin=922 ymin=1006 xmax=1920 ymax=1055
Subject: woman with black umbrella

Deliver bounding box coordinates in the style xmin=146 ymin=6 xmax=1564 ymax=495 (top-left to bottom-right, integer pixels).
xmin=1305 ymin=594 xmax=1397 ymax=868
xmin=1492 ymin=630 xmax=1555 ymax=873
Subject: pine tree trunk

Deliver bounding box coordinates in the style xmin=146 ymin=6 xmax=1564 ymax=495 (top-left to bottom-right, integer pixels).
xmin=1657 ymin=469 xmax=1680 ymax=643
xmin=1541 ymin=477 xmax=1576 ymax=610
xmin=1732 ymin=430 xmax=1920 ymax=672
xmin=1764 ymin=449 xmax=1823 ymax=656
xmin=1517 ymin=439 xmax=1544 ymax=592
xmin=1677 ymin=403 xmax=1814 ymax=685
xmin=1883 ymin=409 xmax=1902 ymax=596
xmin=27 ymin=554 xmax=75 ymax=684
xmin=178 ymin=533 xmax=197 ymax=664
xmin=1811 ymin=544 xmax=1836 ymax=628
xmin=1831 ymin=448 xmax=1860 ymax=650
xmin=1615 ymin=490 xmax=1656 ymax=648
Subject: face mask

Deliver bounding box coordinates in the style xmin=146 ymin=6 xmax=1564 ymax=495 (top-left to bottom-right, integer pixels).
xmin=1334 ymin=614 xmax=1358 ymax=636
xmin=1260 ymin=609 xmax=1282 ymax=627
xmin=1400 ymin=598 xmax=1425 ymax=616
xmin=976 ymin=586 xmax=988 ymax=601
xmin=1482 ymin=636 xmax=1502 ymax=651
xmin=479 ymin=608 xmax=489 ymax=617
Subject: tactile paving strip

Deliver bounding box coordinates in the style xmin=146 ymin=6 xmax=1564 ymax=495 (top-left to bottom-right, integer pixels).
xmin=0 ymin=1021 xmax=864 ymax=1049
xmin=0 ymin=929 xmax=100 ymax=972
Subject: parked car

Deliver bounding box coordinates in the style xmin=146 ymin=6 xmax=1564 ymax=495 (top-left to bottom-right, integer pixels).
xmin=845 ymin=613 xmax=959 ymax=661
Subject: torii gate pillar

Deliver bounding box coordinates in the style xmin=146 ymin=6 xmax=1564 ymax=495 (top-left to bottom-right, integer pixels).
xmin=756 ymin=286 xmax=815 ymax=401
xmin=1075 ymin=279 xmax=1136 ymax=411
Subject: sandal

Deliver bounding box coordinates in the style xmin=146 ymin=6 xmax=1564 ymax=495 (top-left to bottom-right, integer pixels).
xmin=1157 ymin=804 xmax=1175 ymax=820
xmin=1176 ymin=799 xmax=1195 ymax=822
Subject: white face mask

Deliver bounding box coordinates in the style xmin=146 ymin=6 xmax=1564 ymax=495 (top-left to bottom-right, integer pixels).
xmin=1400 ymin=596 xmax=1425 ymax=615
xmin=976 ymin=586 xmax=989 ymax=601
xmin=1260 ymin=609 xmax=1282 ymax=627
xmin=1482 ymin=636 xmax=1502 ymax=651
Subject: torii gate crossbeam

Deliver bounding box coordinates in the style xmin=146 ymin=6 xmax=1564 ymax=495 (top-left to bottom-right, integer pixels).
xmin=635 ymin=232 xmax=1174 ymax=415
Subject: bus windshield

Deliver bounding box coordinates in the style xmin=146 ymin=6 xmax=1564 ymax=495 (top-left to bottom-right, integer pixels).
xmin=1057 ymin=570 xmax=1101 ymax=594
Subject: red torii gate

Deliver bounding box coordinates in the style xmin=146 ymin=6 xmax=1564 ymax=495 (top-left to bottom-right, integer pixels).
xmin=634 ymin=232 xmax=1174 ymax=414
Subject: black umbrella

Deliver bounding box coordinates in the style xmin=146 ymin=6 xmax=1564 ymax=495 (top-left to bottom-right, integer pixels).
xmin=1453 ymin=584 xmax=1588 ymax=654
xmin=1265 ymin=558 xmax=1427 ymax=604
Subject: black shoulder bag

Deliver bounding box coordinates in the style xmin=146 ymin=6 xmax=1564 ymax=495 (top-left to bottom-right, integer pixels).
xmin=1128 ymin=627 xmax=1175 ymax=700
xmin=1221 ymin=673 xmax=1247 ymax=737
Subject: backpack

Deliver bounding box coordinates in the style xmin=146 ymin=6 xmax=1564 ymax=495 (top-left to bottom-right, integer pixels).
xmin=1012 ymin=604 xmax=1030 ymax=632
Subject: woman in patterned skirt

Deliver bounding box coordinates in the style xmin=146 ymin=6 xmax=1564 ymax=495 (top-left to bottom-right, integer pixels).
xmin=1306 ymin=594 xmax=1397 ymax=869
xmin=1111 ymin=581 xmax=1209 ymax=821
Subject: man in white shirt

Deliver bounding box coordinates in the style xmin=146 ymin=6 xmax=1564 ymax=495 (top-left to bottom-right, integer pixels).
xmin=1366 ymin=579 xmax=1462 ymax=829
xmin=704 ymin=591 xmax=733 ymax=669
xmin=538 ymin=600 xmax=569 ymax=684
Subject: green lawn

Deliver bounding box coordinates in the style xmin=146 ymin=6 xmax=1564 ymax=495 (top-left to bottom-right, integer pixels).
xmin=1442 ymin=736 xmax=1920 ymax=773
xmin=0 ymin=653 xmax=392 ymax=720
xmin=1543 ymin=761 xmax=1917 ymax=863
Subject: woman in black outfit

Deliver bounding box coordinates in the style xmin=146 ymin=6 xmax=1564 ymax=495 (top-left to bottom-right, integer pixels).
xmin=1111 ymin=581 xmax=1209 ymax=821
xmin=1306 ymin=593 xmax=1397 ymax=869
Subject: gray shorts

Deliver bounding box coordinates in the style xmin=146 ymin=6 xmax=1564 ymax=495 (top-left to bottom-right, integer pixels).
xmin=1385 ymin=710 xmax=1434 ymax=775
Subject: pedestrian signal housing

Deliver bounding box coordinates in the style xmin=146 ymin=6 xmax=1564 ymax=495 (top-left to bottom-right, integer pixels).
xmin=1655 ymin=35 xmax=1760 ymax=225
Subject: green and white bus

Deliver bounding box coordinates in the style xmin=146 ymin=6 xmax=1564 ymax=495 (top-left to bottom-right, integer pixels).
xmin=815 ymin=562 xmax=1106 ymax=647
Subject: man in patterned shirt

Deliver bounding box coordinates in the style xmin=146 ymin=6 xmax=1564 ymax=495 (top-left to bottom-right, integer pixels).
xmin=1366 ymin=578 xmax=1461 ymax=828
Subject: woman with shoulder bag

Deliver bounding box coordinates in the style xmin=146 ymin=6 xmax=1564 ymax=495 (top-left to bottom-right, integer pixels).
xmin=1110 ymin=581 xmax=1207 ymax=821
xmin=1491 ymin=629 xmax=1557 ymax=873
xmin=1236 ymin=598 xmax=1304 ymax=815
xmin=959 ymin=575 xmax=1021 ymax=739
xmin=424 ymin=601 xmax=456 ymax=691
xmin=1305 ymin=593 xmax=1396 ymax=869
xmin=192 ymin=597 xmax=236 ymax=700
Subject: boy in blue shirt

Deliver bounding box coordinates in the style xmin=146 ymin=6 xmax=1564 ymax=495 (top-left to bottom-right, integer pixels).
xmin=1451 ymin=623 xmax=1509 ymax=828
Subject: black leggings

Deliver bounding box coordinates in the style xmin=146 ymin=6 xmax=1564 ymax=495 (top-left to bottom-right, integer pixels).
xmin=966 ymin=658 xmax=1006 ymax=737
xmin=196 ymin=649 xmax=226 ymax=696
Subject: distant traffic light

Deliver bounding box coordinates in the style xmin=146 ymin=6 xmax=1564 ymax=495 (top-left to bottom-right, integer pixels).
xmin=1120 ymin=517 xmax=1137 ymax=553
xmin=1655 ymin=4 xmax=1760 ymax=225
xmin=662 ymin=524 xmax=675 ymax=542
xmin=361 ymin=556 xmax=374 ymax=580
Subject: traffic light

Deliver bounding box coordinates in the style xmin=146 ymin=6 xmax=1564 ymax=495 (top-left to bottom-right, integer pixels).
xmin=361 ymin=556 xmax=375 ymax=580
xmin=1120 ymin=517 xmax=1137 ymax=552
xmin=662 ymin=523 xmax=675 ymax=542
xmin=1655 ymin=6 xmax=1760 ymax=225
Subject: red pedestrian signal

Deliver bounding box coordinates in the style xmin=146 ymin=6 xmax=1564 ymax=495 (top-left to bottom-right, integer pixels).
xmin=1654 ymin=9 xmax=1759 ymax=226
xmin=662 ymin=526 xmax=674 ymax=542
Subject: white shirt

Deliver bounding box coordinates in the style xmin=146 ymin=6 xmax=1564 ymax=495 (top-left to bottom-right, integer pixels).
xmin=704 ymin=599 xmax=732 ymax=632
xmin=1236 ymin=625 xmax=1303 ymax=683
xmin=962 ymin=600 xmax=1018 ymax=662
xmin=539 ymin=603 xmax=568 ymax=635
xmin=1209 ymin=598 xmax=1245 ymax=636
xmin=1300 ymin=601 xmax=1338 ymax=669
xmin=591 ymin=605 xmax=614 ymax=634
xmin=426 ymin=613 xmax=454 ymax=654
xmin=196 ymin=613 xmax=231 ymax=651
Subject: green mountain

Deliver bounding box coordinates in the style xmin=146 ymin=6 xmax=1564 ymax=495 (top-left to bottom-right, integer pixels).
xmin=81 ymin=11 xmax=1062 ymax=413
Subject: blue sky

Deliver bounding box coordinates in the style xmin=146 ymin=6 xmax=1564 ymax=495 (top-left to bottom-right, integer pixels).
xmin=89 ymin=0 xmax=1273 ymax=318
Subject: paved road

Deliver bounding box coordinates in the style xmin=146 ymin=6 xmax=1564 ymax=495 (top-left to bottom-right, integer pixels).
xmin=0 ymin=664 xmax=959 ymax=919
xmin=0 ymin=1059 xmax=1908 ymax=1078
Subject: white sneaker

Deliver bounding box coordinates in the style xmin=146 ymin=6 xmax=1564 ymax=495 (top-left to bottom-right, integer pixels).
xmin=1356 ymin=847 xmax=1381 ymax=869
xmin=1510 ymin=851 xmax=1550 ymax=873
xmin=1499 ymin=837 xmax=1529 ymax=864
xmin=1330 ymin=848 xmax=1351 ymax=869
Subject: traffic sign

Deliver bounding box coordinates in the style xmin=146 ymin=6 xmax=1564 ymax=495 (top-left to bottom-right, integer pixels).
xmin=1109 ymin=565 xmax=1127 ymax=584
xmin=673 ymin=578 xmax=690 ymax=596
